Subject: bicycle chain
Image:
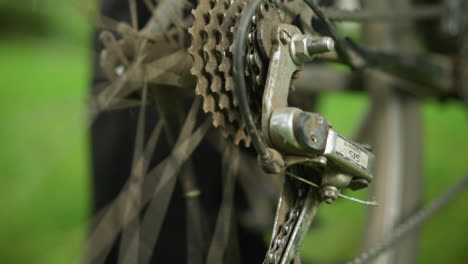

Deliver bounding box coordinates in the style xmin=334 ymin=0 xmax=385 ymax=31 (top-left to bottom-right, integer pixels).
xmin=246 ymin=10 xmax=266 ymax=96
xmin=263 ymin=186 xmax=307 ymax=264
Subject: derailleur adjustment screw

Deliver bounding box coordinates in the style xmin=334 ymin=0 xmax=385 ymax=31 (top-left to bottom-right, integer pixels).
xmin=320 ymin=185 xmax=339 ymax=204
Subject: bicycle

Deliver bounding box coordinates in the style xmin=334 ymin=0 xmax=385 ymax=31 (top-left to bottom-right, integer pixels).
xmin=87 ymin=0 xmax=468 ymax=263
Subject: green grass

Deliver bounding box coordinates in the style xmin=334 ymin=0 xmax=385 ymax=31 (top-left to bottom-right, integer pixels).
xmin=0 ymin=38 xmax=91 ymax=263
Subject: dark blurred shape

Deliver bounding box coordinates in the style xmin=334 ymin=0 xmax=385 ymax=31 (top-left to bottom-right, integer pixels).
xmin=0 ymin=3 xmax=49 ymax=37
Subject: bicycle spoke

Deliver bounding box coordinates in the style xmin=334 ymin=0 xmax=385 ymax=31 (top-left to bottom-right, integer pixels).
xmin=81 ymin=0 xmax=468 ymax=262
xmin=129 ymin=0 xmax=139 ymax=30
xmin=86 ymin=99 xmax=209 ymax=263
xmin=208 ymin=137 xmax=280 ymax=231
xmin=96 ymin=15 xmax=121 ymax=31
xmin=160 ymin=107 xmax=209 ymax=264
xmin=97 ymin=98 xmax=145 ymax=112
xmin=71 ymin=0 xmax=121 ymax=31
xmin=117 ymin=81 xmax=148 ymax=263
xmin=143 ymin=0 xmax=192 ymax=34
xmin=138 ymin=99 xmax=205 ymax=263
xmin=236 ymin=153 xmax=281 ymax=230
xmin=138 ymin=120 xmax=211 ymax=262
xmin=180 ymin=163 xmax=208 ymax=264
xmin=90 ymin=50 xmax=186 ymax=123
xmin=132 ymin=84 xmax=149 ymax=170
xmin=206 ymin=143 xmax=239 ymax=264
xmin=90 ymin=66 xmax=141 ymax=118
xmin=123 ymin=115 xmax=166 ymax=262
xmin=143 ymin=0 xmax=155 ymax=12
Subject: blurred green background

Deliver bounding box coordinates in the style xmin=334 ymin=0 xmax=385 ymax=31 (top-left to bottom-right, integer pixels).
xmin=0 ymin=0 xmax=466 ymax=263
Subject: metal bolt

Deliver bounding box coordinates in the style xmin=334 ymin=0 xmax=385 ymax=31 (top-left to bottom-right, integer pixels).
xmin=307 ymin=37 xmax=335 ymax=54
xmin=290 ymin=35 xmax=335 ymax=64
xmin=321 ymin=185 xmax=339 ymax=204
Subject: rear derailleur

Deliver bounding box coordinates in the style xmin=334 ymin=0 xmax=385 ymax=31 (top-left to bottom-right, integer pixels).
xmin=258 ymin=24 xmax=376 ymax=264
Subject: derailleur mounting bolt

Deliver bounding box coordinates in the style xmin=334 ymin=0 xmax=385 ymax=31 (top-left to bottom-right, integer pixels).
xmin=290 ymin=35 xmax=335 ymax=64
xmin=307 ymin=37 xmax=335 ymax=55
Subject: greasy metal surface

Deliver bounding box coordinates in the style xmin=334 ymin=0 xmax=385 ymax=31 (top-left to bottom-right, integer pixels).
xmin=269 ymin=107 xmax=303 ymax=153
xmin=280 ymin=186 xmax=320 ymax=263
xmin=290 ymin=35 xmax=334 ymax=64
xmin=261 ymin=24 xmax=302 ymax=145
xmin=246 ymin=0 xmax=319 ymax=100
xmin=323 ymin=130 xmax=375 ymax=182
xmin=187 ymin=0 xmax=324 ymax=146
xmin=269 ymin=107 xmax=330 ymax=156
xmin=188 ymin=0 xmax=253 ymax=146
xmin=263 ymin=175 xmax=320 ymax=264
xmin=293 ymin=111 xmax=329 ymax=154
xmin=256 ymin=0 xmax=305 ymax=60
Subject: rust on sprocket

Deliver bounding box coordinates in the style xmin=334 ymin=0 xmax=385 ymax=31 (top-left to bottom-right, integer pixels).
xmin=189 ymin=0 xmax=255 ymax=146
